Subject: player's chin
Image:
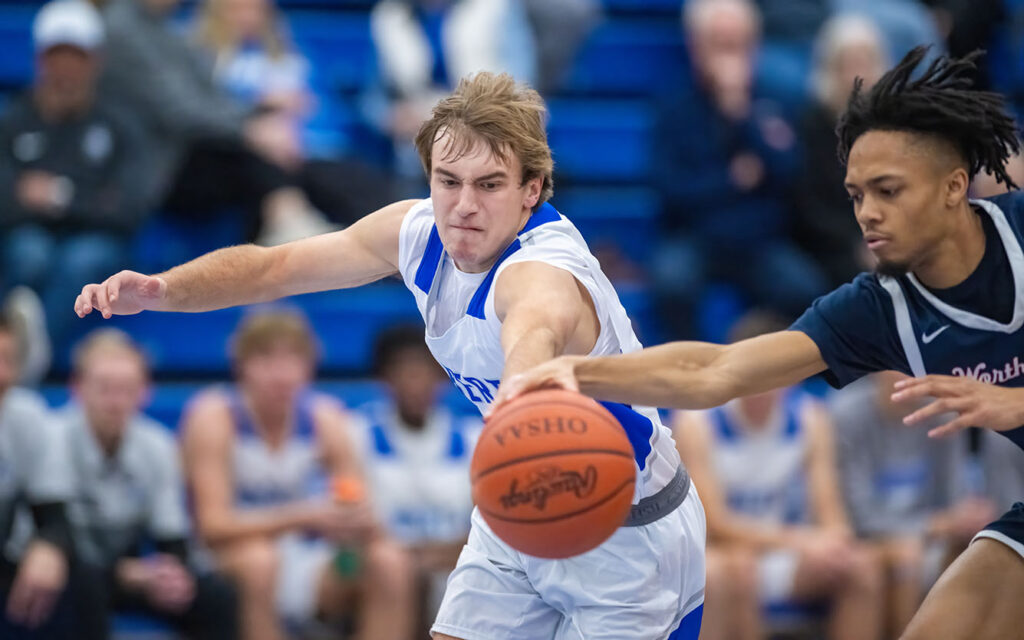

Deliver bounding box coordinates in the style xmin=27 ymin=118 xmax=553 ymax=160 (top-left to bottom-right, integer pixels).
xmin=874 ymin=256 xmax=912 ymax=278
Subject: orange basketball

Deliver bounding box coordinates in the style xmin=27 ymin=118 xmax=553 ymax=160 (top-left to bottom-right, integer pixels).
xmin=471 ymin=389 xmax=636 ymax=559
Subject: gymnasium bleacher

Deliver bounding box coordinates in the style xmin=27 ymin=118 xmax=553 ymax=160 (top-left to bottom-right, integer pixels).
xmin=0 ymin=0 xmax=691 ymax=387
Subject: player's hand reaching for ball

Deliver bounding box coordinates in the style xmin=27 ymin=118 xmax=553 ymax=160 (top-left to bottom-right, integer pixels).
xmin=892 ymin=374 xmax=1024 ymax=437
xmin=75 ymin=270 xmax=168 ymax=319
xmin=493 ymin=355 xmax=583 ymax=413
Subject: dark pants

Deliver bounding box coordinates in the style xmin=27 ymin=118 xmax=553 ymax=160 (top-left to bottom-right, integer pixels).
xmin=74 ymin=562 xmax=239 ymax=640
xmin=163 ymin=138 xmax=393 ymax=239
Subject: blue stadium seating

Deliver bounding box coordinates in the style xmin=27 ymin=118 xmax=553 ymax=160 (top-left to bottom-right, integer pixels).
xmin=548 ymin=98 xmax=653 ymax=182
xmin=562 ymin=18 xmax=688 ymax=96
xmin=554 ymin=186 xmax=659 ymax=264
xmin=288 ymin=10 xmax=377 ymax=94
xmin=0 ymin=5 xmax=34 ymax=90
xmin=83 ymin=284 xmax=424 ymax=376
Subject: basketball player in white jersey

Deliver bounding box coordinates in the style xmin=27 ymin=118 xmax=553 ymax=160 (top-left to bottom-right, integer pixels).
xmin=74 ymin=72 xmax=706 ymax=640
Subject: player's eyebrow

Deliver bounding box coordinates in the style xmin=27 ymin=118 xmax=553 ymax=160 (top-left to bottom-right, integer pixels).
xmin=473 ymin=171 xmax=509 ymax=182
xmin=845 ymin=174 xmax=903 ymax=189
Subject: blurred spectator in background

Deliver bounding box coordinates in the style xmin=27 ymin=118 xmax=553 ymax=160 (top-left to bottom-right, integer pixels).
xmin=653 ymin=0 xmax=827 ymax=339
xmin=0 ymin=316 xmax=77 ymax=639
xmin=0 ymin=0 xmax=150 ymax=384
xmin=831 ymin=0 xmax=945 ymax=66
xmin=673 ymin=312 xmax=882 ymax=640
xmin=352 ymin=325 xmax=478 ymax=636
xmin=975 ymin=427 xmax=1024 ymax=515
xmin=921 ymin=0 xmax=1003 ymax=89
xmin=100 ymin=0 xmax=337 ymax=245
xmin=192 ymin=0 xmax=395 ymax=230
xmin=831 ymin=371 xmax=996 ymax=640
xmin=522 ymin=0 xmax=601 ymax=94
xmin=368 ymin=0 xmax=537 ymax=187
xmin=793 ymin=14 xmax=887 ymax=289
xmin=181 ymin=311 xmax=413 ymax=640
xmin=61 ymin=329 xmax=238 ymax=639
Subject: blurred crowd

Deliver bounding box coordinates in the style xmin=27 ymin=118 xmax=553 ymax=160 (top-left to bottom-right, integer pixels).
xmin=1 ymin=0 xmax=1024 ymax=638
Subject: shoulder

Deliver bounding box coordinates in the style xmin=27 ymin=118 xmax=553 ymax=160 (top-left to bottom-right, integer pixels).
xmin=397 ymin=198 xmax=434 ymax=242
xmin=180 ymin=387 xmax=235 ymax=442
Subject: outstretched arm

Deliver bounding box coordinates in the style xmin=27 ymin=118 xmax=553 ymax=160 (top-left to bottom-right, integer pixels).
xmin=74 ymin=199 xmax=416 ymax=318
xmin=499 ymin=330 xmax=828 ymax=409
xmin=495 ymin=261 xmax=600 ymax=385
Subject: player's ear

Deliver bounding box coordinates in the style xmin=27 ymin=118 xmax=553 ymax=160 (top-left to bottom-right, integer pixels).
xmin=943 ymin=166 xmax=970 ymax=208
xmin=523 ymin=176 xmax=542 ymax=209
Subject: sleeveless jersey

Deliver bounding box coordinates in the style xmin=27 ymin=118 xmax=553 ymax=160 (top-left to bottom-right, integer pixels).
xmin=397 ymin=199 xmax=681 ymax=499
xmin=879 ymin=196 xmax=1024 ymax=449
xmin=793 ymin=193 xmax=1024 ymax=451
xmin=355 ymin=402 xmax=478 ymax=544
xmin=226 ymin=388 xmax=326 ymax=507
xmin=706 ymin=391 xmax=810 ymax=524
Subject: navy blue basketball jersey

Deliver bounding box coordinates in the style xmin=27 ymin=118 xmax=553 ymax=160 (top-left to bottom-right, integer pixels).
xmin=792 ymin=192 xmax=1024 ymax=450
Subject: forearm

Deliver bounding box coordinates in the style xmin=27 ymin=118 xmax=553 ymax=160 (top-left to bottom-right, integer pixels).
xmin=198 ymin=504 xmax=308 ymax=547
xmin=156 ymin=244 xmax=287 ymax=312
xmin=503 ymin=326 xmax=564 ymax=382
xmin=574 ymin=341 xmax=736 ymax=409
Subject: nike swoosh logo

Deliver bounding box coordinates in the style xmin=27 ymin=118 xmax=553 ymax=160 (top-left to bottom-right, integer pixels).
xmin=921 ymin=325 xmax=951 ymax=344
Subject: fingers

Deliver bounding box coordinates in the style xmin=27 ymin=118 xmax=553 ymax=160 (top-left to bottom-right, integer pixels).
xmin=903 ymin=397 xmax=971 ymax=425
xmin=24 ymin=588 xmax=55 ymax=628
xmin=891 ymin=375 xmax=964 ymax=402
xmin=5 ymin=577 xmax=29 ymax=625
xmin=927 ymin=413 xmax=977 ymax=438
xmin=93 ymin=277 xmax=113 ymax=319
xmin=75 ymin=284 xmax=98 ymax=318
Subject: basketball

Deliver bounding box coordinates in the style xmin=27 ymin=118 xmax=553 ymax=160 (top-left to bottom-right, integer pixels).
xmin=471 ymin=389 xmax=636 ymax=559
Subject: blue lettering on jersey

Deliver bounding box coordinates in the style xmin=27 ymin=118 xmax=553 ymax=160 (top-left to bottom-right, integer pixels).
xmin=442 ymin=366 xmax=500 ymax=406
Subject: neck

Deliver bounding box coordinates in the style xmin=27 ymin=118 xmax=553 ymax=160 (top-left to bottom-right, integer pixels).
xmin=398 ymin=407 xmax=428 ymax=430
xmin=736 ymin=397 xmax=775 ymax=428
xmin=92 ymin=425 xmax=124 ymax=458
xmin=242 ymin=391 xmax=290 ymax=437
xmin=912 ymin=201 xmax=986 ymax=289
xmin=35 ymin=86 xmax=92 ymax=121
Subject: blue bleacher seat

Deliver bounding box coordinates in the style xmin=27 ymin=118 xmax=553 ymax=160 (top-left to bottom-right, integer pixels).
xmin=288 ymin=10 xmax=376 ymax=94
xmin=547 ymin=98 xmax=653 ymax=182
xmin=0 ymin=5 xmax=35 ymax=91
xmin=554 ymin=186 xmax=659 ymax=264
xmin=78 ymin=284 xmax=424 ymax=376
xmin=562 ymin=18 xmax=688 ymax=96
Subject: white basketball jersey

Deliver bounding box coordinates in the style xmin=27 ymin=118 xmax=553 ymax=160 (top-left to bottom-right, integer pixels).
xmin=397 ymin=199 xmax=681 ymax=499
xmin=706 ymin=391 xmax=811 ymax=525
xmin=353 ymin=403 xmax=479 ymax=544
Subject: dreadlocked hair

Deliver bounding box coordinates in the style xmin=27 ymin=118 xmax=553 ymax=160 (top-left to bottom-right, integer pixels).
xmin=837 ymin=46 xmax=1022 ymax=189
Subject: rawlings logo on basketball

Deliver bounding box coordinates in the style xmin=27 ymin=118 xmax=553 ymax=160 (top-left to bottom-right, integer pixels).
xmin=491 ymin=416 xmax=588 ymax=447
xmin=498 ymin=464 xmax=598 ymax=511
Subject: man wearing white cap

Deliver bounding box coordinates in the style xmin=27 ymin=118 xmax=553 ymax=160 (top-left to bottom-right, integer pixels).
xmin=0 ymin=0 xmax=150 ymax=383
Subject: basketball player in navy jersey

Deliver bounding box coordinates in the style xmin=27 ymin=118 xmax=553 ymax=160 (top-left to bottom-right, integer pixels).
xmin=504 ymin=47 xmax=1024 ymax=639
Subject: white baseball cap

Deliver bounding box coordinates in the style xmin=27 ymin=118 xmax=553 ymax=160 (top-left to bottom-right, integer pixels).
xmin=32 ymin=0 xmax=105 ymax=52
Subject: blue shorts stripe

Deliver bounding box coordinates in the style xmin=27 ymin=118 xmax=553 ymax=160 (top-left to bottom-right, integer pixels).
xmin=599 ymin=401 xmax=654 ymax=470
xmin=668 ymin=604 xmax=703 ymax=640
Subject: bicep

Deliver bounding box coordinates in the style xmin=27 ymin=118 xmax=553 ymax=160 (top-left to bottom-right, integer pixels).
xmin=717 ymin=331 xmax=827 ymax=399
xmin=270 ymin=199 xmax=413 ymax=294
xmin=495 ymin=261 xmax=598 ymax=358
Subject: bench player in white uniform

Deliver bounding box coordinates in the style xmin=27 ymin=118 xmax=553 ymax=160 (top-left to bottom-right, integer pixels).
xmin=75 ymin=72 xmax=707 ymax=640
xmin=675 ymin=313 xmax=881 ymax=640
xmin=504 ymin=48 xmax=1024 ymax=640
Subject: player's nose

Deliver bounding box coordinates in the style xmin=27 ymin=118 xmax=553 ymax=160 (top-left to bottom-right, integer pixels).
xmin=453 ymin=185 xmax=479 ymax=216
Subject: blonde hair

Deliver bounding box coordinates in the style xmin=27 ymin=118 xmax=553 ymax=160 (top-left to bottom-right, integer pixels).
xmin=415 ymin=72 xmax=554 ymax=210
xmin=229 ymin=310 xmax=318 ymax=365
xmin=195 ymin=0 xmax=286 ymax=59
xmin=72 ymin=328 xmax=149 ymax=377
xmin=683 ymin=0 xmax=760 ymax=37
